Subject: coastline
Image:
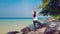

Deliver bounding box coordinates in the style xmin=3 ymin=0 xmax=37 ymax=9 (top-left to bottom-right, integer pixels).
xmin=0 ymin=19 xmax=34 ymax=34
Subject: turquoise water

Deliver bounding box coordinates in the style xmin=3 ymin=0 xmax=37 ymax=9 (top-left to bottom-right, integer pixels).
xmin=0 ymin=18 xmax=44 ymax=34
xmin=0 ymin=18 xmax=43 ymax=25
xmin=0 ymin=18 xmax=44 ymax=27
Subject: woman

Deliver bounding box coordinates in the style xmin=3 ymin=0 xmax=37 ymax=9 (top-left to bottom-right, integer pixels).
xmin=33 ymin=9 xmax=40 ymax=31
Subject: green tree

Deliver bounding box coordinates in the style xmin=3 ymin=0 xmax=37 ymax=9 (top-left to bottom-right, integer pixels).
xmin=39 ymin=0 xmax=60 ymax=20
xmin=38 ymin=0 xmax=50 ymax=9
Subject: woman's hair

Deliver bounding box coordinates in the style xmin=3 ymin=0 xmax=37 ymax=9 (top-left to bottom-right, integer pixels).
xmin=33 ymin=11 xmax=36 ymax=18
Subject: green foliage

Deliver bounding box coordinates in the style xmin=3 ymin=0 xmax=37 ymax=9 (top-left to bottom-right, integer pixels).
xmin=40 ymin=0 xmax=50 ymax=8
xmin=39 ymin=0 xmax=60 ymax=20
xmin=57 ymin=16 xmax=60 ymax=20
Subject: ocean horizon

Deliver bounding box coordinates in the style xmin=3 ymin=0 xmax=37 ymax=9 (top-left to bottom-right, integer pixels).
xmin=0 ymin=17 xmax=45 ymax=20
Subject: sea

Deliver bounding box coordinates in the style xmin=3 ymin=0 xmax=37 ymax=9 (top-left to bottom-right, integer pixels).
xmin=0 ymin=18 xmax=44 ymax=34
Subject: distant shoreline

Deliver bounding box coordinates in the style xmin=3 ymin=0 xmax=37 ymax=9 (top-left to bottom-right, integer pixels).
xmin=0 ymin=17 xmax=44 ymax=19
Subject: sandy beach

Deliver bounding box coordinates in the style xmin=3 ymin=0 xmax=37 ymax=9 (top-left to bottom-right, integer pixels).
xmin=0 ymin=19 xmax=33 ymax=34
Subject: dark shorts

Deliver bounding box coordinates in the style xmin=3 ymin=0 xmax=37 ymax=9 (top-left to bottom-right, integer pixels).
xmin=33 ymin=20 xmax=42 ymax=25
xmin=33 ymin=20 xmax=40 ymax=23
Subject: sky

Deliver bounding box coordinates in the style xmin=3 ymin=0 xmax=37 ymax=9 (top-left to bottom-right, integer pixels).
xmin=0 ymin=0 xmax=42 ymax=18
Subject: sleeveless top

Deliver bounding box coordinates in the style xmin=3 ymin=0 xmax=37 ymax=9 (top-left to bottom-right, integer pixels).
xmin=33 ymin=11 xmax=38 ymax=20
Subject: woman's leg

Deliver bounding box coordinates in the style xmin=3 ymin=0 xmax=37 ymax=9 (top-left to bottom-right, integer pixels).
xmin=33 ymin=21 xmax=37 ymax=31
xmin=33 ymin=21 xmax=37 ymax=34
